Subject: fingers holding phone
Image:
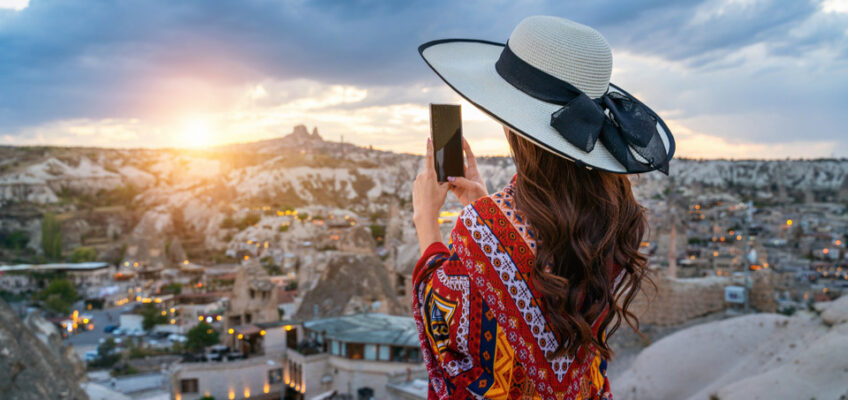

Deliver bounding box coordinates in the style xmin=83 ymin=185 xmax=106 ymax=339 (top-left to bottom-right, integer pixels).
xmin=448 ymin=137 xmax=488 ymax=207
xmin=413 ymin=138 xmax=449 ymax=225
xmin=428 ymin=103 xmax=487 ymax=207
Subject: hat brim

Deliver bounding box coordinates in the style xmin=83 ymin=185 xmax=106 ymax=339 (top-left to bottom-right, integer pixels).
xmin=419 ymin=39 xmax=675 ymax=174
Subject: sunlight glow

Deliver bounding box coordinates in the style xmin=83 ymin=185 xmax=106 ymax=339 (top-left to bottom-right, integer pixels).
xmin=179 ymin=116 xmax=214 ymax=148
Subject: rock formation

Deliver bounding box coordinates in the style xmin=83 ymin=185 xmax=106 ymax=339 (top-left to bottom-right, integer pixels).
xmin=0 ymin=299 xmax=89 ymax=400
xmin=294 ymin=253 xmax=405 ymax=319
xmin=612 ymin=295 xmax=848 ymax=400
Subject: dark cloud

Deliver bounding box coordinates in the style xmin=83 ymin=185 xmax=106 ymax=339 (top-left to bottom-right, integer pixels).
xmin=0 ymin=0 xmax=846 ymax=151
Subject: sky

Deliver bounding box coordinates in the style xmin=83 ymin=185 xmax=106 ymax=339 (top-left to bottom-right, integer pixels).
xmin=0 ymin=0 xmax=846 ymax=158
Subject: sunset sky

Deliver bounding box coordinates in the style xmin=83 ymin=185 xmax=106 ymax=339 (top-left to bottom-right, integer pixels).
xmin=1 ymin=0 xmax=846 ymax=158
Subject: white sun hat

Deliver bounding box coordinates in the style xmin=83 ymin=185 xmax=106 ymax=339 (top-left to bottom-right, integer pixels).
xmin=419 ymin=15 xmax=675 ymax=174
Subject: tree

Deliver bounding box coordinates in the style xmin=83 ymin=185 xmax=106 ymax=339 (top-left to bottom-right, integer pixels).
xmin=162 ymin=282 xmax=182 ymax=295
xmin=69 ymin=246 xmax=97 ymax=263
xmin=90 ymin=337 xmax=121 ymax=368
xmin=41 ymin=212 xmax=63 ymax=260
xmin=38 ymin=279 xmax=77 ymax=314
xmin=2 ymin=230 xmax=28 ymax=250
xmin=186 ymin=321 xmax=219 ymax=352
xmin=260 ymin=256 xmax=282 ymax=276
xmin=139 ymin=303 xmax=168 ymax=331
xmin=369 ymin=224 xmax=385 ymax=243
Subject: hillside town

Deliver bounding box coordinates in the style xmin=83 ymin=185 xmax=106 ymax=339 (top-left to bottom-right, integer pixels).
xmin=2 ymin=126 xmax=848 ymax=400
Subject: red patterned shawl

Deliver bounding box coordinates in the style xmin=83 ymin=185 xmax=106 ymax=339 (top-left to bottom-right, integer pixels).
xmin=412 ymin=174 xmax=620 ymax=400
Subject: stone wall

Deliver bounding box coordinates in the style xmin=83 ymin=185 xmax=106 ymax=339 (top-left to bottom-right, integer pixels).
xmin=750 ymin=269 xmax=778 ymax=312
xmin=629 ymin=272 xmax=728 ymax=326
xmin=629 ymin=269 xmax=778 ymax=326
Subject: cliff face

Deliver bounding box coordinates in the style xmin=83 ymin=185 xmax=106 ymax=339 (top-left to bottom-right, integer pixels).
xmin=0 ymin=299 xmax=88 ymax=400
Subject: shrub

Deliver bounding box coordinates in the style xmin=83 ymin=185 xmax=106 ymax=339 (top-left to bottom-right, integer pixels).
xmin=220 ymin=216 xmax=235 ymax=229
xmin=235 ymin=214 xmax=261 ymax=231
xmin=162 ymin=283 xmax=182 ymax=295
xmin=38 ymin=279 xmax=77 ymax=314
xmin=69 ymin=247 xmax=98 ymax=263
xmin=1 ymin=230 xmax=28 ymax=250
xmin=369 ymin=224 xmax=385 ymax=243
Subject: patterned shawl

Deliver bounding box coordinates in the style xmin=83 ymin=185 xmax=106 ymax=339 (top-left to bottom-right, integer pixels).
xmin=412 ymin=173 xmax=619 ymax=400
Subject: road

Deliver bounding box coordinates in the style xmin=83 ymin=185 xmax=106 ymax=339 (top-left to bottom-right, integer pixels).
xmin=65 ymin=300 xmax=133 ymax=348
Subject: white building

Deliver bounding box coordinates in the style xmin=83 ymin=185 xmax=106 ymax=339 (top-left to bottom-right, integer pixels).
xmin=170 ymin=354 xmax=284 ymax=400
xmin=283 ymin=313 xmax=426 ymax=400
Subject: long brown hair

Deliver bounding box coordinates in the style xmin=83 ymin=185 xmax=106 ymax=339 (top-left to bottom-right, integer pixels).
xmin=506 ymin=129 xmax=649 ymax=360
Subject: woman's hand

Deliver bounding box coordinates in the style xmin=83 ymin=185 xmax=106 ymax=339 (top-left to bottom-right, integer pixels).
xmin=448 ymin=137 xmax=488 ymax=207
xmin=413 ymin=138 xmax=449 ymax=253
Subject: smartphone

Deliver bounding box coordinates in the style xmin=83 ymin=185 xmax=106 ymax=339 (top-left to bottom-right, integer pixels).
xmin=429 ymin=103 xmax=464 ymax=182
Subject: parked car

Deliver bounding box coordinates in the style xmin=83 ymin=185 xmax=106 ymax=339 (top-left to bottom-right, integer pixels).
xmin=226 ymin=350 xmax=246 ymax=361
xmin=126 ymin=329 xmax=146 ymax=337
xmin=149 ymin=331 xmax=170 ymax=339
xmin=103 ymin=324 xmax=119 ymax=333
xmin=205 ymin=344 xmax=229 ymax=361
xmin=181 ymin=352 xmax=207 ymax=362
xmin=83 ymin=350 xmax=99 ymax=362
xmin=111 ymin=328 xmax=125 ymax=336
xmin=168 ymin=334 xmax=188 ymax=343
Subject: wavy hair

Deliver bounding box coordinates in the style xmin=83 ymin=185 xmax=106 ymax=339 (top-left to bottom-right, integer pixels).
xmin=506 ymin=129 xmax=650 ymax=360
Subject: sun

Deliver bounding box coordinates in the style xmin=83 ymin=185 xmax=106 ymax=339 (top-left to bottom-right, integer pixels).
xmin=180 ymin=116 xmax=213 ymax=148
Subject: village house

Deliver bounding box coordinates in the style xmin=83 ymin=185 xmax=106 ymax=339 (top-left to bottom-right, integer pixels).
xmin=282 ymin=312 xmax=425 ymax=400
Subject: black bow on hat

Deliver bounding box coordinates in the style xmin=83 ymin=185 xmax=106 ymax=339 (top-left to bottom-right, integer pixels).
xmin=495 ymin=44 xmax=670 ymax=174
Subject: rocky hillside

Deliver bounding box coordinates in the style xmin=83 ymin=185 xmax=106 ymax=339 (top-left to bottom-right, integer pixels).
xmin=0 ymin=125 xmax=517 ymax=265
xmin=1 ymin=125 xmax=847 ymax=267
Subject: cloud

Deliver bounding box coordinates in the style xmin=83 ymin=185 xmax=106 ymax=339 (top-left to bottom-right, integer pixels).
xmin=0 ymin=0 xmax=28 ymax=10
xmin=0 ymin=0 xmax=846 ymax=158
xmin=666 ymin=119 xmax=840 ymax=159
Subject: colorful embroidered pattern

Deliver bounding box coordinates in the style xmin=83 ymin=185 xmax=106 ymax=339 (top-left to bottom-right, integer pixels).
xmin=412 ymin=174 xmax=615 ymax=400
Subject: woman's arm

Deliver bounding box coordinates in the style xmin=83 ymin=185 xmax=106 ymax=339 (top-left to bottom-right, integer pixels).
xmin=414 ymin=216 xmax=443 ymax=257
xmin=413 ymin=137 xmax=449 ymax=256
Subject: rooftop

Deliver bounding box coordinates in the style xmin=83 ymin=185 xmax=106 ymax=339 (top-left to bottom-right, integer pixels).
xmin=303 ymin=312 xmax=418 ymax=347
xmin=0 ymin=262 xmax=110 ymax=273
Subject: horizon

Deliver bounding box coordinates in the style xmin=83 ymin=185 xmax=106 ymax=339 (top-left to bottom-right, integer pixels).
xmin=1 ymin=0 xmax=847 ymax=159
xmin=5 ymin=124 xmax=848 ymax=163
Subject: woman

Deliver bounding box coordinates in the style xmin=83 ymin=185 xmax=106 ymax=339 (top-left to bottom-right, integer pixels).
xmin=411 ymin=16 xmax=675 ymax=400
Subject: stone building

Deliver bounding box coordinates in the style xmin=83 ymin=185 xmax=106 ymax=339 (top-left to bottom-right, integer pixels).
xmin=224 ymin=261 xmax=279 ymax=329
